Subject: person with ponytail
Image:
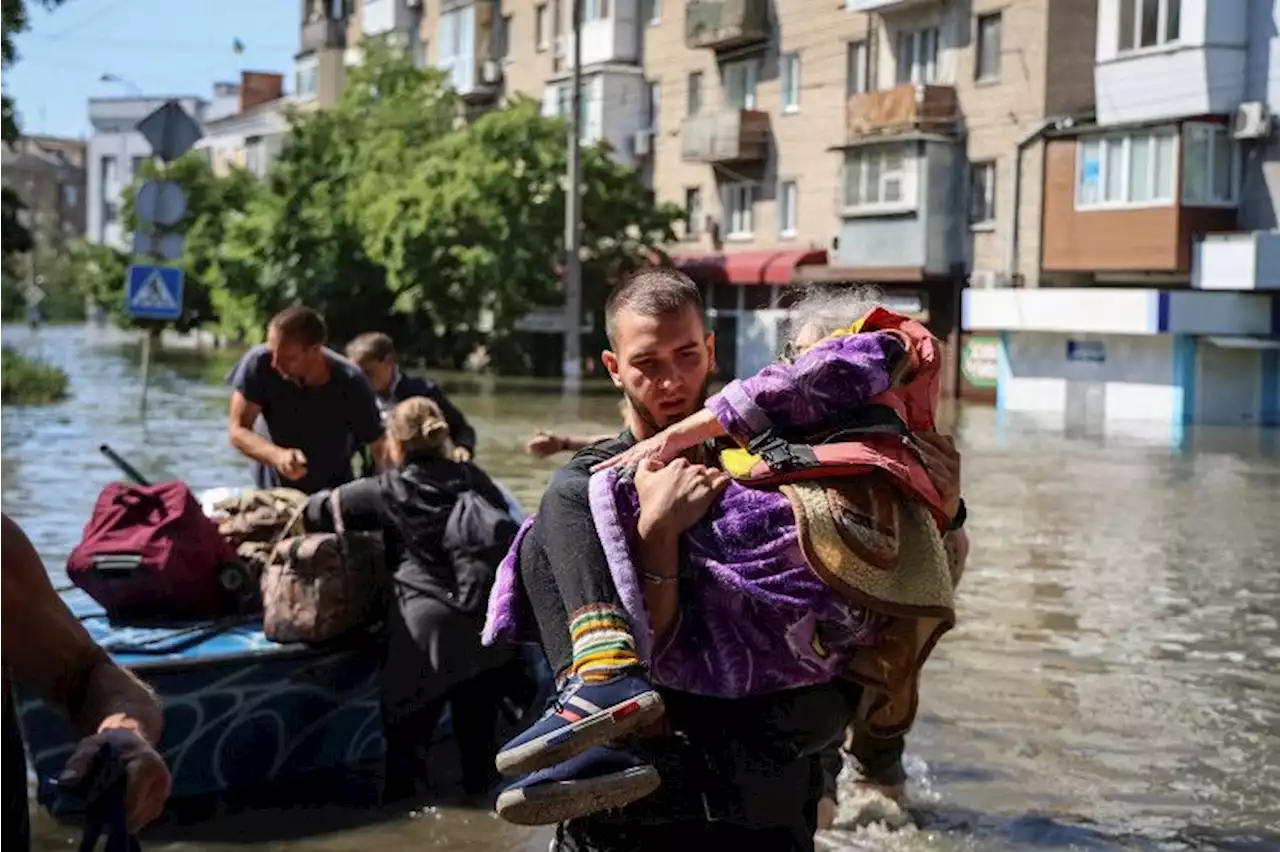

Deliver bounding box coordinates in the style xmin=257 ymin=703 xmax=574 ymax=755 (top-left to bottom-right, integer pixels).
xmin=302 ymin=396 xmax=523 ymax=801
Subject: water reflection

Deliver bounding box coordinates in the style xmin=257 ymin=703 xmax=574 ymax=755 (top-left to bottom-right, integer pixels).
xmin=3 ymin=325 xmax=1278 ymax=852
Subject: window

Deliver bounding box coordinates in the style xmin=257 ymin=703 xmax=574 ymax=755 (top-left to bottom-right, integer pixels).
xmin=895 ymin=27 xmax=938 ymax=85
xmin=584 ymin=0 xmax=608 ymax=22
xmin=295 ymin=55 xmax=319 ymax=99
xmin=647 ymin=80 xmax=660 ymax=132
xmin=684 ymin=187 xmax=702 ymax=239
xmin=1075 ymin=129 xmax=1177 ymax=207
xmin=1182 ymin=123 xmax=1238 ymax=206
xmin=723 ymin=183 xmax=757 ymax=237
xmin=1118 ymin=0 xmax=1180 ymax=52
xmin=846 ymin=41 xmax=868 ymax=96
xmin=498 ymin=14 xmax=512 ymax=61
xmin=843 ymin=145 xmax=913 ymax=211
xmin=644 ymin=0 xmax=661 ymax=25
xmin=687 ymin=71 xmax=703 ymax=116
xmin=779 ymin=180 xmax=798 ymax=237
xmin=103 ymin=201 xmax=119 ymax=225
xmin=723 ymin=59 xmax=759 ymax=110
xmin=976 ymin=13 xmax=1001 ymax=81
xmin=61 ymin=184 xmax=79 ymax=208
xmin=969 ymin=161 xmax=996 ymax=224
xmin=130 ymin=155 xmax=150 ymax=179
xmin=438 ymin=8 xmax=464 ymax=84
xmin=536 ymin=3 xmax=549 ymax=50
xmin=245 ymin=136 xmax=264 ymax=177
xmin=781 ymin=52 xmax=801 ymax=112
xmin=100 ymin=155 xmax=117 ymax=186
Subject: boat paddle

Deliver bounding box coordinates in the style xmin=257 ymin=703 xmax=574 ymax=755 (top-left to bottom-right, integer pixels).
xmin=99 ymin=445 xmax=152 ymax=488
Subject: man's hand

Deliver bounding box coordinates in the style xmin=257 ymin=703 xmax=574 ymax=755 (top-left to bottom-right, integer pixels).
xmin=274 ymin=447 xmax=308 ymax=481
xmin=915 ymin=431 xmax=961 ymax=520
xmin=60 ymin=728 xmax=171 ymax=832
xmin=634 ymin=457 xmax=730 ymax=542
xmin=453 ymin=445 xmax=473 ymax=463
xmin=526 ymin=431 xmax=563 ymax=459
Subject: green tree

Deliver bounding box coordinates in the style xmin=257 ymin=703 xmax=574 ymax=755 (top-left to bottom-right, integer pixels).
xmin=2 ymin=0 xmax=65 ymax=262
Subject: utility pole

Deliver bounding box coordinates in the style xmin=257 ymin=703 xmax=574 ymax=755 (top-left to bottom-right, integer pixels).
xmin=561 ymin=0 xmax=584 ymax=392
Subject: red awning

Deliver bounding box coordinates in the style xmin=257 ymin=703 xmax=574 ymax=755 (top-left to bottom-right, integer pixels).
xmin=672 ymin=249 xmax=828 ymax=286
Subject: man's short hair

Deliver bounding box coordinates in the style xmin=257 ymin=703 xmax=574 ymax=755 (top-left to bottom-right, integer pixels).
xmin=268 ymin=306 xmax=327 ymax=348
xmin=346 ymin=331 xmax=396 ymax=365
xmin=604 ymin=267 xmax=705 ymax=344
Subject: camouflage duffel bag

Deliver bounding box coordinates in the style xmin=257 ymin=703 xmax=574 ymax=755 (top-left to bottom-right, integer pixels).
xmin=260 ymin=489 xmax=388 ymax=645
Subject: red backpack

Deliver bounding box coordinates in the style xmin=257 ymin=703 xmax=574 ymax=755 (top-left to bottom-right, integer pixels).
xmin=67 ymin=482 xmax=241 ymax=621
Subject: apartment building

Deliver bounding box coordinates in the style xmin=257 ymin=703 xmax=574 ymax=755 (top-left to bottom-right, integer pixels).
xmin=965 ymin=0 xmax=1280 ymax=441
xmin=1 ymin=135 xmax=87 ymax=251
xmin=196 ymin=72 xmax=290 ymax=179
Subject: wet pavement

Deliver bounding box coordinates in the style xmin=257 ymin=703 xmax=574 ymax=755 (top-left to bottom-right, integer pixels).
xmin=3 ymin=324 xmax=1278 ymax=851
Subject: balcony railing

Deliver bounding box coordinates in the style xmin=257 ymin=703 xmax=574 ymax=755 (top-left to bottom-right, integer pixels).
xmin=300 ymin=15 xmax=345 ymax=53
xmin=684 ymin=0 xmax=769 ymax=51
xmin=680 ymin=109 xmax=770 ymax=163
xmin=846 ymin=83 xmax=957 ymax=139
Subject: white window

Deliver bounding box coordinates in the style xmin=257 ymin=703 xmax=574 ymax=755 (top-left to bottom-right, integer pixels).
xmin=687 ymin=71 xmax=703 ymax=116
xmin=438 ymin=8 xmax=463 ymax=78
xmin=536 ymin=3 xmax=549 ymax=50
xmin=969 ymin=161 xmax=996 ymax=224
xmin=409 ymin=24 xmax=427 ymax=68
xmin=295 ymin=55 xmax=319 ymax=99
xmin=684 ymin=187 xmax=702 ymax=239
xmin=975 ymin=13 xmax=1001 ymax=81
xmin=584 ymin=0 xmax=608 ymax=22
xmin=779 ymin=180 xmax=798 ymax=237
xmin=723 ymin=183 xmax=757 ymax=238
xmin=100 ymin=155 xmax=118 ymax=187
xmin=781 ymin=52 xmax=801 ymax=112
xmin=1118 ymin=0 xmax=1180 ymax=52
xmin=644 ymin=0 xmax=661 ymax=25
xmin=1182 ymin=123 xmax=1239 ymax=206
xmin=1075 ymin=128 xmax=1177 ymax=208
xmin=846 ymin=41 xmax=868 ymax=96
xmin=895 ymin=27 xmax=938 ymax=85
xmin=723 ymin=59 xmax=759 ymax=110
xmin=843 ymin=145 xmax=913 ymax=211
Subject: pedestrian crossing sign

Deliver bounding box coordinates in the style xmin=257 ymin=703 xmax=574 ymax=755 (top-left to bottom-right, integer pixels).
xmin=126 ymin=264 xmax=184 ymax=321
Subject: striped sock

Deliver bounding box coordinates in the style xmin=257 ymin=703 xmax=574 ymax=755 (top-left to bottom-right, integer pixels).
xmin=568 ymin=605 xmax=640 ymax=683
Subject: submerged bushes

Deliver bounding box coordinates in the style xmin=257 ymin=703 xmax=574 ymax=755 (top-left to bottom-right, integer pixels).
xmin=1 ymin=347 xmax=69 ymax=404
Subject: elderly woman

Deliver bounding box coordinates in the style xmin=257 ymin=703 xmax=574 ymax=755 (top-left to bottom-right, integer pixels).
xmin=489 ymin=287 xmax=970 ymax=825
xmin=304 ymin=396 xmax=519 ymax=801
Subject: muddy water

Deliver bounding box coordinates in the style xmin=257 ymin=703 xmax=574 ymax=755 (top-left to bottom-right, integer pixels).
xmin=3 ymin=324 xmax=1278 ymax=851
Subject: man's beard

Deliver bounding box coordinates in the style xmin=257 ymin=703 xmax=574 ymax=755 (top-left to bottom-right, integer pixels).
xmin=622 ymin=375 xmax=712 ymax=436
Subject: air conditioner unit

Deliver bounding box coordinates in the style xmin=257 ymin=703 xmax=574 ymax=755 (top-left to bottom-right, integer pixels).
xmin=1232 ymin=101 xmax=1272 ymax=140
xmin=480 ymin=59 xmax=503 ymax=85
xmin=633 ymin=129 xmax=653 ymax=157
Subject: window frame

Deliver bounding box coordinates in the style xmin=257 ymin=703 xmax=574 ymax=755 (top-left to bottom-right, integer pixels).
xmin=842 ymin=144 xmax=916 ymax=214
xmin=1074 ymin=128 xmax=1179 ymax=210
xmin=684 ymin=186 xmax=703 ymax=240
xmin=779 ymin=179 xmax=798 ymax=238
xmin=846 ymin=40 xmax=868 ymax=96
xmin=722 ymin=58 xmax=760 ymax=110
xmin=722 ymin=182 xmax=758 ymax=239
xmin=781 ymin=52 xmax=801 ymax=113
xmin=975 ymin=12 xmax=1001 ymax=82
xmin=294 ymin=55 xmax=320 ymax=100
xmin=1117 ymin=0 xmax=1181 ymax=54
xmin=1181 ymin=122 xmax=1240 ymax=207
xmin=535 ymin=3 xmax=549 ymax=51
xmin=895 ymin=26 xmax=939 ymax=86
xmin=687 ymin=71 xmax=703 ymax=116
xmin=969 ymin=160 xmax=997 ymax=226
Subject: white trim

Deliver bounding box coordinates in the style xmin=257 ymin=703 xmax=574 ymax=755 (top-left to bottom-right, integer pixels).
xmin=1074 ymin=128 xmax=1178 ymax=211
xmin=1115 ymin=0 xmax=1181 ymax=55
xmin=842 ymin=143 xmax=917 ymax=214
xmin=779 ymin=179 xmax=798 ymax=239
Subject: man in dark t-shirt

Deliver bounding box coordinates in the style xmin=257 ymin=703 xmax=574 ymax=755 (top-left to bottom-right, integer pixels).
xmin=226 ymin=306 xmax=385 ymax=495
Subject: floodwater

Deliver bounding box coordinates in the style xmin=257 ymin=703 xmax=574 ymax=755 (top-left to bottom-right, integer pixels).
xmin=3 ymin=323 xmax=1278 ymax=852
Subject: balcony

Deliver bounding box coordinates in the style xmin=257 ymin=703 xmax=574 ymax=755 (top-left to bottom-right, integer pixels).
xmin=680 ymin=109 xmax=770 ymax=164
xmin=300 ymin=15 xmax=345 ymax=53
xmin=684 ymin=0 xmax=769 ymax=52
xmin=1193 ymin=232 xmax=1280 ymax=291
xmin=844 ymin=0 xmax=937 ymax=11
xmin=846 ymin=84 xmax=957 ymax=139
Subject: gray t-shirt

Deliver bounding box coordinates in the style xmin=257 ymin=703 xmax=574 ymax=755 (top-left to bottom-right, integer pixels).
xmin=227 ymin=345 xmax=384 ymax=495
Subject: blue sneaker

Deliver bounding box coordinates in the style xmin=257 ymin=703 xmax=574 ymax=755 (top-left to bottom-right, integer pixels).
xmin=494 ymin=670 xmax=664 ymax=776
xmin=495 ymin=744 xmax=660 ymax=826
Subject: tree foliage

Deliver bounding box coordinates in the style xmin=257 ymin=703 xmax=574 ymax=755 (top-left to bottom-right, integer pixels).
xmin=12 ymin=38 xmax=683 ymax=371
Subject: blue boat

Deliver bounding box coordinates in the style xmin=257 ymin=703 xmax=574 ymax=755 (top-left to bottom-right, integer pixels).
xmin=15 ymin=484 xmax=549 ymax=810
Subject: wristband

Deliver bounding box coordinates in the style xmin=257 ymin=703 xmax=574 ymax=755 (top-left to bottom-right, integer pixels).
xmin=947 ymin=498 xmax=967 ymax=531
xmin=641 ymin=570 xmax=678 ymax=586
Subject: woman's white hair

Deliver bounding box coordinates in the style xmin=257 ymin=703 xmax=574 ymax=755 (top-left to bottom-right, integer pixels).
xmin=785 ymin=284 xmax=884 ymax=352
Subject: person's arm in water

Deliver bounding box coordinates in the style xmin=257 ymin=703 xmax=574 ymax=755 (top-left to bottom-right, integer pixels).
xmin=1 ymin=514 xmax=171 ymax=831
xmin=594 ymin=331 xmax=909 ymax=471
xmin=526 ymin=430 xmax=617 ymax=459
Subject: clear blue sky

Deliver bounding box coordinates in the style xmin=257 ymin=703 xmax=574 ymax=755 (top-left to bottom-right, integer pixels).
xmin=6 ymin=0 xmax=300 ymax=139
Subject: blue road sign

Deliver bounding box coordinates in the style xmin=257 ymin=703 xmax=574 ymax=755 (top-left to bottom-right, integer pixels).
xmin=126 ymin=264 xmax=184 ymax=321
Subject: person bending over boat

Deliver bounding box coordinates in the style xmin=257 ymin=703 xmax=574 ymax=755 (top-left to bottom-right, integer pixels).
xmin=347 ymin=331 xmax=478 ymax=463
xmin=302 ymin=396 xmax=519 ymax=801
xmin=226 ymin=306 xmax=387 ymax=495
xmin=485 ymin=281 xmax=969 ymax=831
xmin=2 ymin=513 xmax=172 ymax=850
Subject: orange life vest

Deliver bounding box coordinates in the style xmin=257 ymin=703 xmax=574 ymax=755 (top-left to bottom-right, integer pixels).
xmin=719 ymin=307 xmax=950 ymax=530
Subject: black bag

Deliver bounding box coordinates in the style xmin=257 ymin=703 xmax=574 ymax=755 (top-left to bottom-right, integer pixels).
xmin=442 ymin=474 xmax=518 ymax=616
